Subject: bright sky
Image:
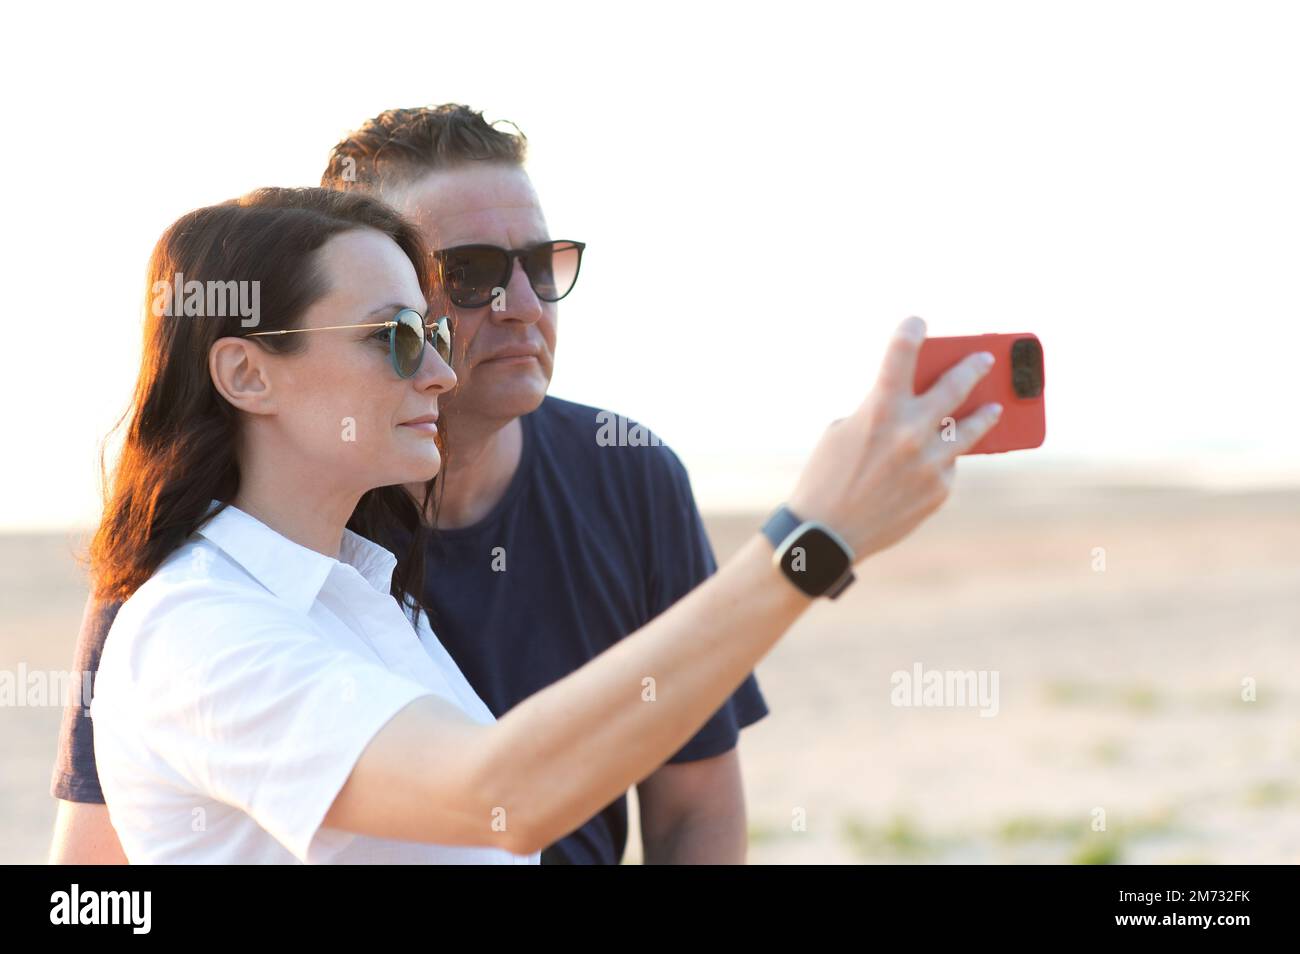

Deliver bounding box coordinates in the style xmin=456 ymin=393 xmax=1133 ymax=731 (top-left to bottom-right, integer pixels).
xmin=1 ymin=0 xmax=1296 ymax=531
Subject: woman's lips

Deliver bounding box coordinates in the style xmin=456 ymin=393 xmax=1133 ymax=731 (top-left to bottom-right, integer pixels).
xmin=480 ymin=353 xmax=538 ymax=365
xmin=399 ymin=416 xmax=439 ymax=435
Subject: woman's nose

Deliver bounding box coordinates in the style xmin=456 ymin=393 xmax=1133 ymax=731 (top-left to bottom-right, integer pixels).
xmin=413 ymin=342 xmax=457 ymax=393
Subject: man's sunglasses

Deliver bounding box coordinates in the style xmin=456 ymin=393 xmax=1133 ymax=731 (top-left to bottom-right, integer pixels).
xmin=433 ymin=239 xmax=585 ymax=309
xmin=247 ymin=309 xmax=453 ymax=379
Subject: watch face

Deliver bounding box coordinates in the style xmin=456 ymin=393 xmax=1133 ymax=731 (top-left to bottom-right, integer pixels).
xmin=779 ymin=526 xmax=851 ymax=596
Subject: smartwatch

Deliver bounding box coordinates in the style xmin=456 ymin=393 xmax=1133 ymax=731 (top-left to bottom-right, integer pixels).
xmin=760 ymin=504 xmax=856 ymax=599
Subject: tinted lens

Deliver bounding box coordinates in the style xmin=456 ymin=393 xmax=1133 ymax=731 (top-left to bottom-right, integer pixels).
xmin=429 ymin=315 xmax=453 ymax=366
xmin=392 ymin=310 xmax=426 ymax=377
xmin=524 ymin=241 xmax=583 ymax=301
xmin=439 ymin=246 xmax=507 ymax=308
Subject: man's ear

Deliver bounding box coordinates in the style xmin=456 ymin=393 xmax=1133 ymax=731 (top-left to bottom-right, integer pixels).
xmin=209 ymin=337 xmax=276 ymax=415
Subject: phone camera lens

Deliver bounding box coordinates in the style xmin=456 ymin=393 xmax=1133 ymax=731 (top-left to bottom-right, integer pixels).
xmin=1010 ymin=338 xmax=1043 ymax=398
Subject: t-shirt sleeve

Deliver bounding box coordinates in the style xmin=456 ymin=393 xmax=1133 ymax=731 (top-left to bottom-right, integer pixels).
xmin=645 ymin=444 xmax=770 ymax=764
xmin=49 ymin=594 xmax=121 ymax=803
xmin=91 ymin=581 xmax=441 ymax=864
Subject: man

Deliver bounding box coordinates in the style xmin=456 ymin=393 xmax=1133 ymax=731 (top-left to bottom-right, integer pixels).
xmin=49 ymin=103 xmax=768 ymax=864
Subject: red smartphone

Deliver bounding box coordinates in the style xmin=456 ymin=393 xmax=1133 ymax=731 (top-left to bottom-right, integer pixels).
xmin=912 ymin=333 xmax=1046 ymax=454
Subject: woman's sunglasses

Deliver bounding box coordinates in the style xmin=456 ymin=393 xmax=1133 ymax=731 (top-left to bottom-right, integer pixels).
xmin=433 ymin=239 xmax=585 ymax=309
xmin=246 ymin=309 xmax=453 ymax=379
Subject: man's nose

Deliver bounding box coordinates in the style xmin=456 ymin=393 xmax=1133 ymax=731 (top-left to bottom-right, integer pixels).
xmin=493 ymin=255 xmax=545 ymax=324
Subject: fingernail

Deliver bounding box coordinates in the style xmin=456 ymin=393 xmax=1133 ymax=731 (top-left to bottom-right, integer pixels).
xmin=989 ymin=402 xmax=1003 ymax=416
xmin=902 ymin=316 xmax=926 ymax=340
xmin=979 ymin=351 xmax=995 ymax=366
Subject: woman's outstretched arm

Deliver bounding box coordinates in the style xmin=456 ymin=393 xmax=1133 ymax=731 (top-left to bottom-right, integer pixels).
xmin=325 ymin=316 xmax=1004 ymax=855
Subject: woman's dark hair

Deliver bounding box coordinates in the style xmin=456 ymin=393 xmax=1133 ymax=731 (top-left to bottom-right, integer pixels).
xmin=88 ymin=186 xmax=446 ymax=628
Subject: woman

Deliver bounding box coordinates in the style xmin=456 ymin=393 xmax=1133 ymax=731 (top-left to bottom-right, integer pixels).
xmin=88 ymin=187 xmax=1001 ymax=863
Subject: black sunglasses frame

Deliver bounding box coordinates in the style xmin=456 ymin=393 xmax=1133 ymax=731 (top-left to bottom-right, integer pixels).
xmin=433 ymin=239 xmax=586 ymax=309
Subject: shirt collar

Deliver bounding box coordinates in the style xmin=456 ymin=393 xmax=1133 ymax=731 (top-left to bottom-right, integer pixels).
xmin=196 ymin=500 xmax=399 ymax=613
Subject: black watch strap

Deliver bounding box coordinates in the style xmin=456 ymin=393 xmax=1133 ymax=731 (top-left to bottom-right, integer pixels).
xmin=760 ymin=505 xmax=803 ymax=550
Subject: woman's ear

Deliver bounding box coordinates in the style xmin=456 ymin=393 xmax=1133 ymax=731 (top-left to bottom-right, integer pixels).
xmin=209 ymin=337 xmax=276 ymax=415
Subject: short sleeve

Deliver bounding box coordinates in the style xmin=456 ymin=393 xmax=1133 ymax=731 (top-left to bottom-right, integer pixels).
xmin=645 ymin=445 xmax=770 ymax=763
xmin=50 ymin=594 xmax=121 ymax=803
xmin=91 ymin=581 xmax=439 ymax=864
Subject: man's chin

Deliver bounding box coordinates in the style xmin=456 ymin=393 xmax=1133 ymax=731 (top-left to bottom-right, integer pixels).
xmin=453 ymin=370 xmax=549 ymax=421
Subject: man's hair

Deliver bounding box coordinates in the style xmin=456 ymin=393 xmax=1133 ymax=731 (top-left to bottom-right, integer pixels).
xmin=321 ymin=104 xmax=528 ymax=193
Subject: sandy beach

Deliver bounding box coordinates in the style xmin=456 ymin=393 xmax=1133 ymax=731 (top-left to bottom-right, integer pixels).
xmin=3 ymin=467 xmax=1298 ymax=864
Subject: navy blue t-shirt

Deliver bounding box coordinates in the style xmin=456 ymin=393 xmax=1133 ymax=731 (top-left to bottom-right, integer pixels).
xmin=416 ymin=395 xmax=769 ymax=863
xmin=50 ymin=394 xmax=769 ymax=863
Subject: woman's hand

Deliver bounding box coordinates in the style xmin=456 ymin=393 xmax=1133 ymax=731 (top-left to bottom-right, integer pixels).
xmin=788 ymin=315 xmax=1002 ymax=562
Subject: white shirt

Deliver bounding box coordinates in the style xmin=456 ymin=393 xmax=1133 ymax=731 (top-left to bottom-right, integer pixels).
xmin=91 ymin=501 xmax=540 ymax=865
